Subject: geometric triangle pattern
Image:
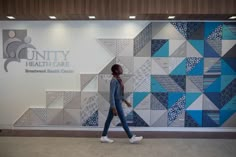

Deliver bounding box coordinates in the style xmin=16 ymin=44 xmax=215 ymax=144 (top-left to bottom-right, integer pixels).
xmin=203 ymin=75 xmax=221 ymax=92
xmin=169 ymin=57 xmax=186 ymax=75
xmin=187 ymin=40 xmax=204 ymax=57
xmin=223 ymin=23 xmax=236 ymax=40
xmin=82 ymin=110 xmax=98 ymax=126
xmin=80 ymin=74 xmax=98 ymax=91
xmin=202 ymin=110 xmax=220 ymax=127
xmin=222 ymin=40 xmax=236 ymax=57
xmin=185 ymin=111 xmax=200 ymax=127
xmin=187 ymin=22 xmax=204 ymax=39
xmin=171 ymin=22 xmax=188 ymax=39
xmin=204 ymin=22 xmax=223 ymax=40
xmin=14 ymin=22 xmax=236 ymax=128
xmin=151 ymin=39 xmax=168 ymax=57
xmin=117 ymin=111 xmax=149 ymax=127
xmin=151 ymin=92 xmax=168 ymax=110
xmin=169 ymin=40 xmax=186 ymax=57
xmin=168 ymin=94 xmax=186 ymax=126
xmin=204 ymin=58 xmax=221 ymax=75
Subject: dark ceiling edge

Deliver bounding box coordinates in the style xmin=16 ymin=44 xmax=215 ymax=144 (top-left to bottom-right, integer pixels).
xmin=0 ymin=19 xmax=236 ymax=22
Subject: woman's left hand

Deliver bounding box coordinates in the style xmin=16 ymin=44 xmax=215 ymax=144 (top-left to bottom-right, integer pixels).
xmin=126 ymin=102 xmax=132 ymax=108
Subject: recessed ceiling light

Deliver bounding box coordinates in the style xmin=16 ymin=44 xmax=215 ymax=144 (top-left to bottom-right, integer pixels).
xmin=129 ymin=16 xmax=136 ymax=19
xmin=49 ymin=16 xmax=56 ymax=19
xmin=88 ymin=16 xmax=96 ymax=19
xmin=229 ymin=16 xmax=236 ymax=19
xmin=168 ymin=16 xmax=175 ymax=19
xmin=6 ymin=16 xmax=15 ymax=20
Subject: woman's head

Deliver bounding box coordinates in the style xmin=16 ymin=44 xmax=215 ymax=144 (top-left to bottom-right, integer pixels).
xmin=111 ymin=64 xmax=123 ymax=76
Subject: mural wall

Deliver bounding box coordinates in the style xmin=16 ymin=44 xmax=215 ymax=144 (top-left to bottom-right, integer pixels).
xmin=14 ymin=22 xmax=236 ymax=128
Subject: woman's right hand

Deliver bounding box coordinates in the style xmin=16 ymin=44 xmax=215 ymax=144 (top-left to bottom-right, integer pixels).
xmin=112 ymin=107 xmax=118 ymax=116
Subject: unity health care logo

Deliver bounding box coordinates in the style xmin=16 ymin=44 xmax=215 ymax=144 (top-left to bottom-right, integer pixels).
xmin=3 ymin=30 xmax=73 ymax=73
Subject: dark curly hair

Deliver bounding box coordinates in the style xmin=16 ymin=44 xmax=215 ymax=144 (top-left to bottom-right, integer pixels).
xmin=111 ymin=64 xmax=121 ymax=75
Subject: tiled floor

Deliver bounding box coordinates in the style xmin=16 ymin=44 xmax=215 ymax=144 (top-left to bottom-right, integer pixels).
xmin=0 ymin=137 xmax=235 ymax=157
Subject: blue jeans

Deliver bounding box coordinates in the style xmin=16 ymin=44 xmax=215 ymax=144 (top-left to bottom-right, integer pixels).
xmin=102 ymin=100 xmax=133 ymax=138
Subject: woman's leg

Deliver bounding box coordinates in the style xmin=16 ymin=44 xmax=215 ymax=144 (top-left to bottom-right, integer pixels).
xmin=115 ymin=102 xmax=133 ymax=138
xmin=102 ymin=108 xmax=114 ymax=136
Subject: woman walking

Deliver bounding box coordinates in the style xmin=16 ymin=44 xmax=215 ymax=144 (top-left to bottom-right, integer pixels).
xmin=100 ymin=64 xmax=143 ymax=144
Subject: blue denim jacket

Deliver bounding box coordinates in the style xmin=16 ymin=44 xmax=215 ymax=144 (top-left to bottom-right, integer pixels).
xmin=110 ymin=77 xmax=124 ymax=108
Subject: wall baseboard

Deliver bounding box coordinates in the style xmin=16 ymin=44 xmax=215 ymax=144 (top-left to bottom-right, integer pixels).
xmin=1 ymin=129 xmax=236 ymax=139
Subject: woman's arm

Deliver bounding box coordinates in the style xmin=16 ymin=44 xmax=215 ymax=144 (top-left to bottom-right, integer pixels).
xmin=110 ymin=79 xmax=118 ymax=116
xmin=122 ymin=99 xmax=132 ymax=107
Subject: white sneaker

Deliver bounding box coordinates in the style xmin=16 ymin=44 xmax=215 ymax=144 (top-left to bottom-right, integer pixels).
xmin=129 ymin=135 xmax=143 ymax=144
xmin=100 ymin=136 xmax=114 ymax=143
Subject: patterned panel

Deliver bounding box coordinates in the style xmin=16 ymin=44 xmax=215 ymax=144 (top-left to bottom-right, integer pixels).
xmin=187 ymin=22 xmax=204 ymax=39
xmin=151 ymin=40 xmax=168 ymax=57
xmin=116 ymin=39 xmax=133 ymax=56
xmin=186 ymin=57 xmax=203 ymax=75
xmin=46 ymin=91 xmax=64 ymax=108
xmin=64 ymin=91 xmax=81 ymax=109
xmin=82 ymin=110 xmax=98 ymax=126
xmin=171 ymin=22 xmax=188 ymax=39
xmin=202 ymin=110 xmax=220 ymax=127
xmin=151 ymin=92 xmax=168 ymax=110
xmin=14 ymin=21 xmax=236 ymax=128
xmin=205 ymin=22 xmax=223 ymax=40
xmin=80 ymin=92 xmax=98 ymax=126
xmin=80 ymin=74 xmax=98 ymax=91
xmin=134 ymin=23 xmax=152 ymax=56
xmin=204 ymin=58 xmax=221 ymax=75
xmin=30 ymin=108 xmax=47 ymax=126
xmin=63 ymin=109 xmax=81 ymax=125
xmin=168 ymin=94 xmax=186 ymax=126
xmin=46 ymin=108 xmax=64 ymax=125
xmin=98 ymin=74 xmax=113 ymax=92
xmin=14 ymin=109 xmax=31 ymax=126
xmin=133 ymin=57 xmax=151 ymax=92
xmin=151 ymin=75 xmax=184 ymax=92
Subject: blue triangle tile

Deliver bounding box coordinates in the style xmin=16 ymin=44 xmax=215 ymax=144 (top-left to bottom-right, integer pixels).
xmin=221 ymin=60 xmax=236 ymax=75
xmin=187 ymin=58 xmax=203 ymax=75
xmin=204 ymin=22 xmax=223 ymax=39
xmin=186 ymin=93 xmax=201 ymax=109
xmin=170 ymin=59 xmax=186 ymax=75
xmin=188 ymin=40 xmax=204 ymax=56
xmin=204 ymin=92 xmax=221 ymax=110
xmin=220 ymin=110 xmax=236 ymax=126
xmin=151 ymin=40 xmax=168 ymax=57
xmin=221 ymin=96 xmax=236 ymax=111
xmin=221 ymin=76 xmax=236 ymax=91
xmin=152 ymin=40 xmax=169 ymax=57
xmin=133 ymin=92 xmax=149 ymax=108
xmin=222 ymin=58 xmax=236 ymax=72
xmin=168 ymin=93 xmax=185 ymax=108
xmin=205 ymin=76 xmax=221 ymax=92
xmin=223 ymin=23 xmax=236 ymax=40
xmin=186 ymin=110 xmax=202 ymax=126
xmin=185 ymin=111 xmax=200 ymax=127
